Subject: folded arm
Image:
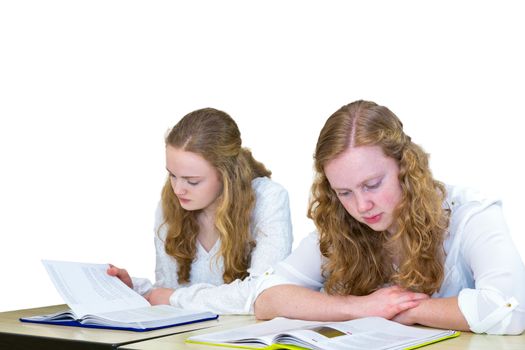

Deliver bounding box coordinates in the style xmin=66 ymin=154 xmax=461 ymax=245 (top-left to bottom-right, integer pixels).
xmin=395 ymin=204 xmax=525 ymax=334
xmin=255 ymin=284 xmax=428 ymax=321
xmin=392 ymin=297 xmax=469 ymax=331
xmin=252 ymin=231 xmax=427 ymax=321
xmin=455 ymin=205 xmax=524 ymax=334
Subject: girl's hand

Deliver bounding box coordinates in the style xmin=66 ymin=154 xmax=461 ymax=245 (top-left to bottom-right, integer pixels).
xmin=106 ymin=264 xmax=133 ymax=289
xmin=348 ymin=285 xmax=429 ymax=320
xmin=391 ymin=306 xmax=417 ymax=325
xmin=145 ymin=288 xmax=175 ymax=305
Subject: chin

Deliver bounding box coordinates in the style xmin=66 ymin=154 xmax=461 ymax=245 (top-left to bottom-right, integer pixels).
xmin=182 ymin=202 xmax=208 ymax=212
xmin=366 ymin=222 xmax=389 ymax=232
xmin=179 ymin=203 xmax=196 ymax=211
xmin=181 ymin=207 xmax=195 ymax=211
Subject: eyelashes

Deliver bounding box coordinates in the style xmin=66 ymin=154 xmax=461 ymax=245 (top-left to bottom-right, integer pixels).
xmin=335 ymin=178 xmax=383 ymax=196
xmin=364 ymin=181 xmax=381 ymax=191
xmin=169 ymin=174 xmax=200 ymax=186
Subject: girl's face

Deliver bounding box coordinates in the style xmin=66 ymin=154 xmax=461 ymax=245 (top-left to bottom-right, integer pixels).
xmin=165 ymin=145 xmax=223 ymax=214
xmin=324 ymin=145 xmax=403 ymax=234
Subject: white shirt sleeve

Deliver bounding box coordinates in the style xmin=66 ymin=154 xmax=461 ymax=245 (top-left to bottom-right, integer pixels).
xmin=246 ymin=178 xmax=294 ymax=276
xmin=254 ymin=231 xmax=325 ymax=301
xmin=168 ymin=178 xmax=293 ymax=314
xmin=457 ymin=204 xmax=525 ymax=334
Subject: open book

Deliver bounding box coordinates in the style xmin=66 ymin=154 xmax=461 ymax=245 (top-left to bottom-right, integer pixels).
xmin=186 ymin=316 xmax=460 ymax=350
xmin=20 ymin=260 xmax=218 ymax=331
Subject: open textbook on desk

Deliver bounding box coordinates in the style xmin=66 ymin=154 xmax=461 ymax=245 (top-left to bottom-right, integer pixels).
xmin=20 ymin=260 xmax=218 ymax=332
xmin=187 ymin=316 xmax=460 ymax=350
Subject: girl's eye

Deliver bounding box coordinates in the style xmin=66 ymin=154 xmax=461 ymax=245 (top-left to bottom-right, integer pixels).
xmin=188 ymin=181 xmax=200 ymax=186
xmin=337 ymin=191 xmax=351 ymax=197
xmin=364 ymin=181 xmax=381 ymax=191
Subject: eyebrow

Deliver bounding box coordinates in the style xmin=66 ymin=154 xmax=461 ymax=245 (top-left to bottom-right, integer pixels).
xmin=165 ymin=168 xmax=203 ymax=179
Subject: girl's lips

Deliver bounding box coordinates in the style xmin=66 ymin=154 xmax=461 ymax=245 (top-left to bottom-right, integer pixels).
xmin=363 ymin=213 xmax=382 ymax=224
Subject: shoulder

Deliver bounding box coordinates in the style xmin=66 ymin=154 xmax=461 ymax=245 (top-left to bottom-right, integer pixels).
xmin=298 ymin=231 xmax=321 ymax=251
xmin=251 ymin=177 xmax=290 ymax=209
xmin=249 ymin=177 xmax=292 ymax=241
xmin=303 ymin=230 xmax=320 ymax=244
xmin=273 ymin=230 xmax=325 ymax=286
xmin=443 ymin=184 xmax=504 ymax=253
xmin=445 ymin=184 xmax=499 ymax=207
xmin=445 ymin=184 xmax=501 ymax=225
xmin=251 ymin=176 xmax=288 ymax=198
xmin=283 ymin=231 xmax=319 ymax=259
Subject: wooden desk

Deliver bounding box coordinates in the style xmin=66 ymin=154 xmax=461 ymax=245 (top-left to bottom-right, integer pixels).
xmin=0 ymin=304 xmax=246 ymax=350
xmin=120 ymin=318 xmax=525 ymax=350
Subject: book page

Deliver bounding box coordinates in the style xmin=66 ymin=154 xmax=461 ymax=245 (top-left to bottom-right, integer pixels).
xmin=278 ymin=317 xmax=455 ymax=350
xmin=188 ymin=317 xmax=327 ymax=346
xmin=97 ymin=305 xmax=211 ymax=323
xmin=188 ymin=317 xmax=456 ymax=350
xmin=42 ymin=259 xmax=149 ymax=318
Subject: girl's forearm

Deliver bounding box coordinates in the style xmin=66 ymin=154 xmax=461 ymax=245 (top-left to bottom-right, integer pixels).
xmin=254 ymin=285 xmax=350 ymax=321
xmin=398 ymin=297 xmax=470 ymax=331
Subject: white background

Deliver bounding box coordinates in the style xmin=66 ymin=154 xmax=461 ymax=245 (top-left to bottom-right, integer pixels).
xmin=1 ymin=1 xmax=524 ymax=312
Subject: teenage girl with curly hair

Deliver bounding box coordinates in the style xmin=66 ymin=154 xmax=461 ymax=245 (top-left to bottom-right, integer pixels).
xmin=109 ymin=107 xmax=292 ymax=314
xmin=254 ymin=100 xmax=525 ymax=335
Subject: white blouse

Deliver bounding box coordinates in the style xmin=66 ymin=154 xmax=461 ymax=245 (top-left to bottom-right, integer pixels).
xmin=254 ymin=185 xmax=525 ymax=335
xmin=132 ymin=177 xmax=293 ymax=314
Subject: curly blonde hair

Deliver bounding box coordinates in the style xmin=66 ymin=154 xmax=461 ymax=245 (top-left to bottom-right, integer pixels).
xmin=161 ymin=108 xmax=271 ymax=284
xmin=309 ymin=100 xmax=448 ymax=296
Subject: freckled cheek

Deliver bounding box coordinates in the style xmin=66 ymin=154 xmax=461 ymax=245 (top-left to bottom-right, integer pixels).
xmin=340 ymin=199 xmax=358 ymax=218
xmin=382 ymin=190 xmax=402 ymax=209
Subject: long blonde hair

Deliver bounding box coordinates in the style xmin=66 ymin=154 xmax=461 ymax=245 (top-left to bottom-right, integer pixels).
xmin=309 ymin=100 xmax=448 ymax=296
xmin=161 ymin=108 xmax=271 ymax=284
